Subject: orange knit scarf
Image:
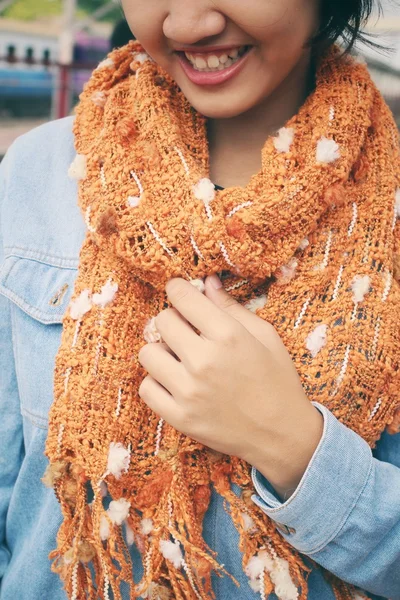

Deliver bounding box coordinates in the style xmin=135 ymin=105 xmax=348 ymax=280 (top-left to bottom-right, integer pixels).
xmin=44 ymin=41 xmax=400 ymax=600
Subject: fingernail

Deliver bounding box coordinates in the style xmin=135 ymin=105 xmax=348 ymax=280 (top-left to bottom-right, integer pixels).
xmin=209 ymin=274 xmax=222 ymax=289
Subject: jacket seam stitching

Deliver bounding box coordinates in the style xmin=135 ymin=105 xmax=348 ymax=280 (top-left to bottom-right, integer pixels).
xmin=0 ymin=285 xmax=63 ymax=324
xmin=9 ymin=303 xmax=51 ymax=429
xmin=20 ymin=407 xmax=48 ymax=429
xmin=4 ymin=246 xmax=79 ymax=269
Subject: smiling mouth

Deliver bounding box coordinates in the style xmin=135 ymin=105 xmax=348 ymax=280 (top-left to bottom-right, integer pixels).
xmin=179 ymin=45 xmax=251 ymax=72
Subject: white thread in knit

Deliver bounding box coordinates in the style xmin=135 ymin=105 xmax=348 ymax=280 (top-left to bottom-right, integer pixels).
xmin=140 ymin=546 xmax=154 ymax=595
xmin=329 ymin=106 xmax=335 ymax=123
xmin=362 ymin=234 xmax=370 ymax=264
xmin=225 ymin=278 xmax=249 ymax=292
xmin=115 ymin=388 xmax=123 ymax=417
xmin=368 ymin=397 xmax=382 ymax=421
xmin=72 ymin=321 xmax=81 ymax=349
xmin=64 ymin=367 xmax=72 ymax=394
xmin=348 ymin=203 xmax=358 ymax=237
xmin=392 ymin=189 xmax=400 ymax=231
xmin=71 ymin=562 xmax=79 ymax=600
xmin=101 ymin=559 xmax=111 ymax=600
xmin=100 ymin=165 xmax=107 ymax=190
xmin=127 ymin=443 xmax=132 ymax=471
xmin=154 ymin=418 xmax=164 ymax=456
xmin=174 ymin=146 xmax=190 ymax=176
xmin=57 ymin=424 xmax=65 ymax=456
xmin=331 ymin=344 xmax=351 ymax=396
xmin=266 ymin=542 xmax=278 ymax=560
xmin=382 ymin=271 xmax=392 ymax=302
xmin=332 ymin=265 xmax=344 ymax=300
xmin=190 ymin=235 xmax=205 ymax=261
xmin=181 ymin=559 xmax=203 ymax=600
xmin=130 ymin=171 xmax=144 ymax=196
xmin=219 ymin=241 xmax=236 ymax=269
xmin=204 ymin=202 xmax=213 ymax=221
xmin=93 ymin=314 xmax=104 ymax=376
xmin=370 ymin=317 xmax=381 ymax=361
xmin=146 ymin=221 xmax=175 ymax=257
xmin=321 ymin=230 xmax=333 ymax=270
xmin=226 ymin=201 xmax=253 ymax=219
xmin=166 ymin=495 xmax=201 ymax=597
xmin=259 ymin=570 xmax=266 ymax=600
xmin=294 ymin=297 xmax=310 ymax=330
xmin=85 ymin=207 xmax=96 ymax=233
xmin=351 ymin=303 xmax=358 ymax=322
xmin=167 ymin=495 xmax=173 ymax=527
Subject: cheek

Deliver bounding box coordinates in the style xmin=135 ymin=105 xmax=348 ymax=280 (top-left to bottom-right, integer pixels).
xmin=246 ymin=1 xmax=319 ymax=74
xmin=121 ymin=1 xmax=167 ymax=58
xmin=237 ymin=0 xmax=319 ymax=49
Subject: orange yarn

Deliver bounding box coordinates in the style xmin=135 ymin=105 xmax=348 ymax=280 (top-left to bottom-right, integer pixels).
xmin=44 ymin=41 xmax=400 ymax=600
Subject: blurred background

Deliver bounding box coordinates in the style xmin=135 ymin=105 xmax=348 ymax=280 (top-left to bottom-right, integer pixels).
xmin=0 ymin=0 xmax=399 ymax=160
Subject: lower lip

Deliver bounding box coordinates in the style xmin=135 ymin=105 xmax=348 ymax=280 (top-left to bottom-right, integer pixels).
xmin=177 ymin=48 xmax=253 ymax=87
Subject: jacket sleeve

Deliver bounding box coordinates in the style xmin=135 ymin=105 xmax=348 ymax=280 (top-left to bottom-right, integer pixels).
xmin=0 ymin=149 xmax=25 ymax=584
xmin=251 ymin=402 xmax=400 ymax=599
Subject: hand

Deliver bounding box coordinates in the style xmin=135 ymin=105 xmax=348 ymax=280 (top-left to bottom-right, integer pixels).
xmin=138 ymin=275 xmax=323 ymax=499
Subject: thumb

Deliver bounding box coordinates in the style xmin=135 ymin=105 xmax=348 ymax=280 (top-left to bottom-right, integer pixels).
xmin=205 ymin=274 xmax=271 ymax=346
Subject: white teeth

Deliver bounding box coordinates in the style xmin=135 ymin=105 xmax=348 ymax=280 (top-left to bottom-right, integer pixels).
xmin=207 ymin=55 xmax=220 ymax=68
xmin=195 ymin=56 xmax=207 ymax=69
xmin=184 ymin=47 xmax=246 ymax=72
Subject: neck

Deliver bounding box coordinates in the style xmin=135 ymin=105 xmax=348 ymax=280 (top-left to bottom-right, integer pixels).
xmin=207 ymin=52 xmax=315 ymax=188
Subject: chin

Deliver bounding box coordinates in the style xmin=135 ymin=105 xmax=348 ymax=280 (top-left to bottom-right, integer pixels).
xmin=194 ymin=104 xmax=252 ymax=119
xmin=179 ymin=89 xmax=266 ymax=120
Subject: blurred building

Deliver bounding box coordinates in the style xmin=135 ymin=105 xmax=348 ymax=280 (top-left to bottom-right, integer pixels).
xmin=363 ymin=9 xmax=400 ymax=123
xmin=0 ymin=17 xmax=110 ymax=120
xmin=0 ymin=18 xmax=58 ymax=66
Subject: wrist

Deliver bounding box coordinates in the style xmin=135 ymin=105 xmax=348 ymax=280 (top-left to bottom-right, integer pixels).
xmin=250 ymin=405 xmax=324 ymax=501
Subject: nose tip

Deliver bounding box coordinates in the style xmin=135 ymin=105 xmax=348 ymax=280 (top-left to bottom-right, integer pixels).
xmin=163 ymin=10 xmax=226 ymax=46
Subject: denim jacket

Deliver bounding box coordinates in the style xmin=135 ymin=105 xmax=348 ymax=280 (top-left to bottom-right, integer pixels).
xmin=0 ymin=117 xmax=400 ymax=600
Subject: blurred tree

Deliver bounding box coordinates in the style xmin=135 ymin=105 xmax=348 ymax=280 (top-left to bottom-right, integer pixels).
xmin=3 ymin=0 xmax=62 ymax=20
xmin=2 ymin=0 xmax=121 ymax=22
xmin=110 ymin=18 xmax=135 ymax=49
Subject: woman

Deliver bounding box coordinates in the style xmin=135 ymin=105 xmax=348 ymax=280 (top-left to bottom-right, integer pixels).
xmin=0 ymin=1 xmax=399 ymax=599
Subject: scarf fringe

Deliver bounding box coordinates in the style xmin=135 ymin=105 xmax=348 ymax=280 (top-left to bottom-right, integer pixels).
xmin=45 ymin=453 xmax=373 ymax=600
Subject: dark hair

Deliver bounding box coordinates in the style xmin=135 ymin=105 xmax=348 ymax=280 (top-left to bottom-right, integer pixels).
xmin=314 ymin=0 xmax=383 ymax=52
xmin=110 ymin=19 xmax=136 ymax=50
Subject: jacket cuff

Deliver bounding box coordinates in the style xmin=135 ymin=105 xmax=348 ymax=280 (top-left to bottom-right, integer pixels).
xmin=251 ymin=402 xmax=373 ymax=554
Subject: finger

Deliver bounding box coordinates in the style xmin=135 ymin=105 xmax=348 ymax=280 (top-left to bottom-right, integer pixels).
xmin=204 ymin=274 xmax=279 ymax=349
xmin=139 ymin=375 xmax=181 ymax=425
xmin=138 ymin=341 xmax=187 ymax=397
xmin=155 ymin=308 xmax=203 ymax=364
xmin=165 ymin=278 xmax=233 ymax=340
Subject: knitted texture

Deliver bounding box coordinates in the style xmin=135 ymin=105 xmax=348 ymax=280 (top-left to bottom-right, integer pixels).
xmin=44 ymin=41 xmax=400 ymax=600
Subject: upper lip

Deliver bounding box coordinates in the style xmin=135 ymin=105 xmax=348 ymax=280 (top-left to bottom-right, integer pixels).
xmin=173 ymin=44 xmax=248 ymax=54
